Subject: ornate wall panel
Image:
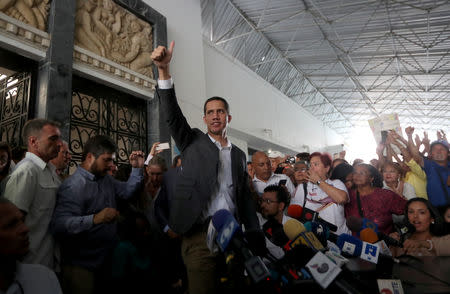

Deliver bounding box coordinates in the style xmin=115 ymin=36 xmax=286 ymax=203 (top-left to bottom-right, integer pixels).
xmin=73 ymin=0 xmax=155 ymax=91
xmin=0 ymin=0 xmax=51 ymax=31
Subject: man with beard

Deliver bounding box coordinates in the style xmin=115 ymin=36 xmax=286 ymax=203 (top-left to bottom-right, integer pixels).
xmin=4 ymin=119 xmax=62 ymax=269
xmin=258 ymin=185 xmax=292 ymax=259
xmin=50 ymin=135 xmax=145 ymax=294
xmin=0 ymin=197 xmax=63 ymax=294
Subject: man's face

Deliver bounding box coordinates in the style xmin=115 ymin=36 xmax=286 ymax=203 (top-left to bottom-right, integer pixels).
xmin=260 ymin=191 xmax=283 ymax=219
xmin=203 ymin=100 xmax=231 ymax=136
xmin=146 ymin=164 xmax=164 ymax=188
xmin=431 ymin=144 xmax=448 ymax=163
xmin=253 ymin=153 xmax=272 ymax=181
xmin=269 ymin=158 xmax=279 ymax=172
xmin=91 ymin=153 xmax=115 ymax=177
xmin=51 ymin=142 xmax=72 ymax=170
xmin=247 ymin=163 xmax=254 ymax=178
xmin=35 ymin=124 xmax=61 ymax=162
xmin=0 ymin=203 xmax=29 ymax=257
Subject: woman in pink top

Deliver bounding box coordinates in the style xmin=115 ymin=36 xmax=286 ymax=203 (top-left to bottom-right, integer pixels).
xmin=345 ymin=164 xmax=407 ymax=235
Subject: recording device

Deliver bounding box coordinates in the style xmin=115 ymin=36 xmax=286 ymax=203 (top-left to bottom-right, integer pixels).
xmin=155 ymin=142 xmax=170 ymax=151
xmin=381 ymin=130 xmax=388 ymax=144
xmin=285 ymin=156 xmax=296 ymax=164
xmin=278 ymin=179 xmax=287 ymax=186
xmin=211 ymin=209 xmax=271 ymax=284
xmin=288 ymin=204 xmax=338 ymax=232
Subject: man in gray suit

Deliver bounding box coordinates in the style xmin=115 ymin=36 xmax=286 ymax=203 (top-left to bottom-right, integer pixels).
xmin=151 ymin=41 xmax=261 ymax=294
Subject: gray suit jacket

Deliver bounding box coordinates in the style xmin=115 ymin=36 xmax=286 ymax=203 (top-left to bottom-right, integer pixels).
xmin=157 ymin=87 xmax=259 ymax=234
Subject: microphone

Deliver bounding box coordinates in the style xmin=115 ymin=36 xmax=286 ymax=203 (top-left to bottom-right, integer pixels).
xmin=336 ymin=234 xmax=363 ymax=257
xmin=346 ymin=216 xmax=403 ymax=248
xmin=395 ymin=220 xmax=415 ymax=244
xmin=283 ymin=219 xmax=325 ymax=252
xmin=211 ymin=209 xmax=271 ymax=284
xmin=377 ymin=232 xmax=403 ymax=248
xmin=263 ymin=218 xmax=290 ymax=247
xmin=304 ymin=221 xmax=335 ymax=247
xmin=346 ymin=216 xmax=378 ymax=233
xmin=287 ymin=204 xmax=338 ymax=232
xmin=359 ymin=228 xmax=379 ymax=244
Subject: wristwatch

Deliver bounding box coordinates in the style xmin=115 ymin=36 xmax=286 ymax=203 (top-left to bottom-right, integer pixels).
xmin=316 ymin=180 xmax=322 ymax=185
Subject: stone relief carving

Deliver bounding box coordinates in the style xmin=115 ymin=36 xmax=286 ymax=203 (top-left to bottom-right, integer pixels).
xmin=0 ymin=0 xmax=50 ymax=30
xmin=75 ymin=0 xmax=154 ymax=79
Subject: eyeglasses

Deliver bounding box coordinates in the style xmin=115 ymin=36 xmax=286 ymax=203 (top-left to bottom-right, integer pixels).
xmin=258 ymin=198 xmax=279 ymax=204
xmin=294 ymin=168 xmax=308 ymax=172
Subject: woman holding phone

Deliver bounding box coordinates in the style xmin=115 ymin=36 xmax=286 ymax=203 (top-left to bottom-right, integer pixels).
xmin=291 ymin=152 xmax=350 ymax=234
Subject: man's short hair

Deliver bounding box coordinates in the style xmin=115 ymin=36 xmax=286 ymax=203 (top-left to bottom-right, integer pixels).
xmin=149 ymin=155 xmax=168 ymax=172
xmin=263 ymin=185 xmax=289 ymax=206
xmin=81 ymin=135 xmax=116 ymax=161
xmin=22 ymin=118 xmax=60 ymax=143
xmin=203 ymin=96 xmax=230 ymax=115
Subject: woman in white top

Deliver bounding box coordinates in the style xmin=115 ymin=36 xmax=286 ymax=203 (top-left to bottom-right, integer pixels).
xmin=382 ymin=161 xmax=416 ymax=200
xmin=291 ymin=152 xmax=350 ymax=235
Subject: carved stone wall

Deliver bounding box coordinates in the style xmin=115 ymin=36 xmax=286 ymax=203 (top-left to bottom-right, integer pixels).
xmin=74 ymin=0 xmax=154 ymax=79
xmin=0 ymin=0 xmax=50 ymax=31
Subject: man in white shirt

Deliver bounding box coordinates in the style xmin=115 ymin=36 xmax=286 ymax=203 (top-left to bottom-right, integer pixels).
xmin=151 ymin=41 xmax=261 ymax=294
xmin=252 ymin=151 xmax=295 ymax=197
xmin=4 ymin=119 xmax=62 ymax=269
xmin=0 ymin=197 xmax=62 ymax=294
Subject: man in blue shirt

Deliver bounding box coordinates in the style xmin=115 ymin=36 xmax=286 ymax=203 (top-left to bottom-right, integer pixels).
xmin=420 ymin=140 xmax=449 ymax=208
xmin=50 ymin=135 xmax=144 ymax=294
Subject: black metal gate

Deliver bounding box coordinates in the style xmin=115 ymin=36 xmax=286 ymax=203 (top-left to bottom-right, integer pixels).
xmin=69 ymin=77 xmax=148 ymax=173
xmin=0 ymin=72 xmax=32 ymax=148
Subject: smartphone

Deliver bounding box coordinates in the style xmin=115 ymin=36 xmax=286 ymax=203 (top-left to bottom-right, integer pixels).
xmin=381 ymin=130 xmax=388 ymax=144
xmin=278 ymin=179 xmax=287 ymax=186
xmin=156 ymin=142 xmax=170 ymax=151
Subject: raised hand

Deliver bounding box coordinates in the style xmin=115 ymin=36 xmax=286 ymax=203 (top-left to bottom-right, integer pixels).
xmin=405 ymin=126 xmax=414 ymax=137
xmin=151 ymin=41 xmax=175 ymax=70
xmin=129 ymin=150 xmax=145 ymax=168
xmin=149 ymin=142 xmax=163 ymax=157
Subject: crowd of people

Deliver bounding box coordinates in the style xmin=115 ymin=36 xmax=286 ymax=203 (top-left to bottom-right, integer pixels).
xmin=0 ymin=40 xmax=449 ymax=294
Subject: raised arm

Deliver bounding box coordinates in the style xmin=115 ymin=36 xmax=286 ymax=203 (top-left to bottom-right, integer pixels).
xmin=151 ymin=41 xmax=195 ymax=151
xmin=405 ymin=126 xmax=424 ymax=167
xmin=114 ymin=151 xmax=145 ymax=199
xmin=389 ymin=130 xmax=412 ymax=163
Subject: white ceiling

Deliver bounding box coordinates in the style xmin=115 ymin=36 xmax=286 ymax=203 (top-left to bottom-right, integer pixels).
xmin=201 ymin=0 xmax=450 ymax=140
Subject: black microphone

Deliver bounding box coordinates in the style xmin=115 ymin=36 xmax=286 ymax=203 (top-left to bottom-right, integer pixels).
xmin=395 ymin=220 xmax=415 ymax=244
xmin=212 ymin=210 xmax=271 ymax=284
xmin=263 ymin=218 xmax=290 ymax=247
xmin=377 ymin=232 xmax=403 ymax=248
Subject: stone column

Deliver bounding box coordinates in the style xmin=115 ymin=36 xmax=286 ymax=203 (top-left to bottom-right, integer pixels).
xmin=36 ymin=0 xmax=76 ymax=140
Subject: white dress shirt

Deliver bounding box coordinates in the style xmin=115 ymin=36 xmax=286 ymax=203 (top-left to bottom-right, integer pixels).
xmin=252 ymin=173 xmax=296 ymax=197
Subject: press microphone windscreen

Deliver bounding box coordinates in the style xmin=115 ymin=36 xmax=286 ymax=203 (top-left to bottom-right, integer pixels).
xmin=359 ymin=228 xmax=379 ymax=244
xmin=283 ymin=219 xmax=306 ymax=240
xmin=287 ymin=204 xmax=303 ymax=219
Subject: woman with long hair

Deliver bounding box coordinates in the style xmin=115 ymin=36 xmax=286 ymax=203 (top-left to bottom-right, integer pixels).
xmin=390 ymin=198 xmax=449 ymax=257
